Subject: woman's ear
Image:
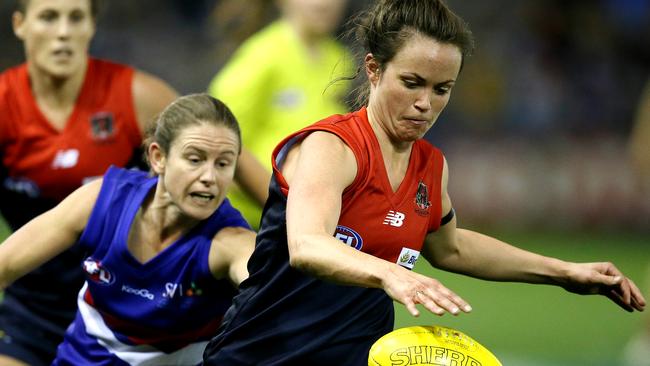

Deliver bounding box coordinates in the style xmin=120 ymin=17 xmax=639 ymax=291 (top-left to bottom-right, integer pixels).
xmin=12 ymin=11 xmax=26 ymax=40
xmin=148 ymin=142 xmax=166 ymax=175
xmin=365 ymin=53 xmax=380 ymax=86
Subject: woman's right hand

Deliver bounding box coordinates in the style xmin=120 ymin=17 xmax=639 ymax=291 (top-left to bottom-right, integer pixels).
xmin=381 ymin=264 xmax=472 ymax=317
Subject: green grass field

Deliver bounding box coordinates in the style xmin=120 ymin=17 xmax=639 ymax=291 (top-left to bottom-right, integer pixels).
xmin=394 ymin=230 xmax=650 ymax=365
xmin=0 ymin=217 xmax=647 ymax=365
xmin=0 ymin=216 xmax=8 ymax=239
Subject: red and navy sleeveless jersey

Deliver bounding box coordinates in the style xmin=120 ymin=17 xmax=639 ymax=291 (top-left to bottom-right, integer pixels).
xmin=0 ymin=58 xmax=140 ymax=329
xmin=54 ymin=166 xmax=249 ymax=365
xmin=203 ymin=108 xmax=445 ymax=366
xmin=0 ymin=58 xmax=141 ymax=230
xmin=276 ymin=107 xmax=444 ymax=266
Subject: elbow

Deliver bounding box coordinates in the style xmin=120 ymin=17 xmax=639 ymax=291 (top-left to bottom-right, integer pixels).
xmin=427 ymin=235 xmax=464 ymax=271
xmin=287 ymin=234 xmax=311 ymax=271
xmin=430 ymin=247 xmax=462 ymax=271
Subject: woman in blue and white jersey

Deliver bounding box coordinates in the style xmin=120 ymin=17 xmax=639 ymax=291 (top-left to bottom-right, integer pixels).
xmin=0 ymin=93 xmax=255 ymax=366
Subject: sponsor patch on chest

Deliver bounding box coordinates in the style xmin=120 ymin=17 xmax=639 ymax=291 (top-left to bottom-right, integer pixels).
xmin=396 ymin=247 xmax=420 ymax=269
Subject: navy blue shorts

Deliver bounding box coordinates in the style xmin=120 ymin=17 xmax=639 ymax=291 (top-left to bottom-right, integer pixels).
xmin=0 ymin=295 xmax=67 ymax=366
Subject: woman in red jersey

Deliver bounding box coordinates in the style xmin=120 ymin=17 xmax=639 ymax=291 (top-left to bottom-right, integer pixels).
xmin=203 ymin=1 xmax=645 ymax=365
xmin=0 ymin=1 xmax=265 ymax=365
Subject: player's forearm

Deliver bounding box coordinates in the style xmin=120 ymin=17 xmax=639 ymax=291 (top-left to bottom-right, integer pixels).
xmin=0 ymin=227 xmax=38 ymax=288
xmin=439 ymin=229 xmax=571 ymax=285
xmin=228 ymin=230 xmax=256 ymax=286
xmin=288 ymin=233 xmax=391 ymax=289
xmin=0 ymin=215 xmax=71 ymax=289
xmin=235 ymin=149 xmax=271 ymax=206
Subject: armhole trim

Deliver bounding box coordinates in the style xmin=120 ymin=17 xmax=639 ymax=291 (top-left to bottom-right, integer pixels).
xmin=440 ymin=207 xmax=455 ymax=226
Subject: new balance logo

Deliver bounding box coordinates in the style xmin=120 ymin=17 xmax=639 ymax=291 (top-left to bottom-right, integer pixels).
xmin=383 ymin=210 xmax=405 ymax=227
xmin=51 ymin=149 xmax=79 ymax=169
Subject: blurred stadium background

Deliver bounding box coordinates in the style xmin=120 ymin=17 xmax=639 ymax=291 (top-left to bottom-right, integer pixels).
xmin=1 ymin=0 xmax=648 ymax=364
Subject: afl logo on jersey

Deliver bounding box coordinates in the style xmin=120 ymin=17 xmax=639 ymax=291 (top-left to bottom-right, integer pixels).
xmin=82 ymin=258 xmax=115 ymax=285
xmin=334 ymin=225 xmax=363 ymax=250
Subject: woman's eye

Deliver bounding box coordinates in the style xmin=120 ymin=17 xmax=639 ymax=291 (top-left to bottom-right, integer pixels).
xmin=435 ymin=86 xmax=451 ymax=95
xmin=39 ymin=11 xmax=58 ymax=22
xmin=187 ymin=156 xmax=201 ymax=164
xmin=70 ymin=11 xmax=86 ymax=23
xmin=403 ymin=80 xmax=418 ymax=89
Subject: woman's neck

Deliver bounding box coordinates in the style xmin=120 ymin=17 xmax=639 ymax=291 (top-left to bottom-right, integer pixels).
xmin=27 ymin=59 xmax=87 ymax=107
xmin=128 ymin=187 xmax=199 ymax=263
xmin=27 ymin=59 xmax=88 ymax=130
xmin=141 ymin=188 xmax=198 ymax=249
xmin=287 ymin=20 xmax=325 ymax=61
xmin=366 ymin=105 xmax=414 ymax=192
xmin=366 ymin=105 xmax=414 ymax=155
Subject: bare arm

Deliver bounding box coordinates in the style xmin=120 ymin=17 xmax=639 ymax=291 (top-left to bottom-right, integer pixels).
xmin=0 ymin=180 xmax=101 ymax=289
xmin=234 ymin=148 xmax=271 ymax=206
xmin=208 ymin=226 xmax=256 ymax=286
xmin=423 ymin=159 xmax=646 ymax=312
xmin=284 ymin=132 xmax=469 ymax=317
xmin=132 ymin=70 xmax=179 ymax=133
xmin=285 ymin=131 xmax=381 ymax=284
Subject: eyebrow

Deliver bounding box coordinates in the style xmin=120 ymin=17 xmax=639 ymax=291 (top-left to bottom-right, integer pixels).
xmin=404 ymin=72 xmax=455 ymax=85
xmin=183 ymin=146 xmax=238 ymax=156
xmin=183 ymin=146 xmax=203 ymax=153
xmin=405 ymin=73 xmax=427 ymax=83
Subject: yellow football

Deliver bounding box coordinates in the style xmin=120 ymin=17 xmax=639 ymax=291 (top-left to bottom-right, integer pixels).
xmin=368 ymin=325 xmax=502 ymax=366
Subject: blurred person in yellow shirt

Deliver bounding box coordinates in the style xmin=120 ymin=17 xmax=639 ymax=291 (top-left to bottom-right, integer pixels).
xmin=208 ymin=0 xmax=353 ymax=228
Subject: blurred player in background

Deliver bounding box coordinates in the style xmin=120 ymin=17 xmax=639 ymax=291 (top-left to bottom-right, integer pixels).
xmin=208 ymin=0 xmax=276 ymax=62
xmin=0 ymin=0 xmax=264 ymax=364
xmin=203 ymin=0 xmax=645 ymax=364
xmin=208 ymin=0 xmax=353 ymax=228
xmin=0 ymin=93 xmax=256 ymax=365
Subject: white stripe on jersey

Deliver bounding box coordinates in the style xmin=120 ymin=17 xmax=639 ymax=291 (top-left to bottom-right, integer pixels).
xmin=76 ymin=282 xmax=208 ymax=366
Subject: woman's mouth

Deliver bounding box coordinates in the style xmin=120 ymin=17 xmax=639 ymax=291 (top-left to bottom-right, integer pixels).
xmin=190 ymin=192 xmax=215 ymax=203
xmin=404 ymin=118 xmax=429 ymax=126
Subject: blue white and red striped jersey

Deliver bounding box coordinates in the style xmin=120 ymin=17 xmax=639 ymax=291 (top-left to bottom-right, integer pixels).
xmin=53 ymin=166 xmax=248 ymax=365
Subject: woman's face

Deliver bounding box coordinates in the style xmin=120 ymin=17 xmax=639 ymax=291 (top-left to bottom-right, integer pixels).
xmin=366 ymin=33 xmax=462 ymax=143
xmin=13 ymin=0 xmax=95 ymax=79
xmin=280 ymin=0 xmax=347 ymax=38
xmin=151 ymin=123 xmax=240 ymax=221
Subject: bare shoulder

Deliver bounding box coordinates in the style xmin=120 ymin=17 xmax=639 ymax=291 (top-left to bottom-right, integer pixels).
xmin=132 ymin=70 xmax=177 ymax=101
xmin=301 ymin=130 xmax=352 ymax=152
xmin=212 ymin=226 xmax=256 ymax=244
xmin=131 ymin=70 xmax=178 ymax=132
xmin=441 ymin=155 xmax=450 ymax=191
xmin=54 ymin=178 xmax=104 ymax=232
xmin=282 ymin=130 xmax=357 ymax=187
xmin=208 ymin=225 xmax=256 ymax=281
xmin=211 ymin=226 xmax=256 ymax=258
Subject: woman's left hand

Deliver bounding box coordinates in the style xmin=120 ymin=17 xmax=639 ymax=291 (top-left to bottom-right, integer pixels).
xmin=561 ymin=262 xmax=646 ymax=312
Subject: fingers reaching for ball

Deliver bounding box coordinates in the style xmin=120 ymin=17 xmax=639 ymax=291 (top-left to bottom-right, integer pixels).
xmin=383 ymin=265 xmax=472 ymax=317
xmin=413 ymin=282 xmax=472 ymax=316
